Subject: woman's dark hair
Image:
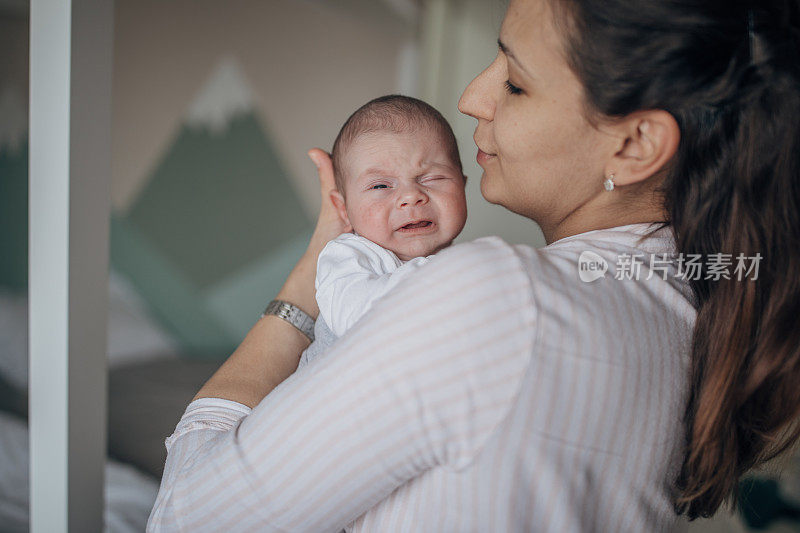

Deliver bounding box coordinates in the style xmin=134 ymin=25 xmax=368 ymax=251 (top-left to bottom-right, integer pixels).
xmin=551 ymin=0 xmax=800 ymax=520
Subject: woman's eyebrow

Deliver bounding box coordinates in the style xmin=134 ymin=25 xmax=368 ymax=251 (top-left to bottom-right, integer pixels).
xmin=498 ymin=38 xmax=535 ymax=79
xmin=497 ymin=38 xmax=515 ymax=60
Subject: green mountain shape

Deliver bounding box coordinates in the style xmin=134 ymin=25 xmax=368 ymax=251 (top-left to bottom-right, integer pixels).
xmin=0 ymin=137 xmax=239 ymax=354
xmin=2 ymin=112 xmax=315 ymax=356
xmin=118 ymin=111 xmax=314 ymax=355
xmin=201 ymin=229 xmax=314 ymax=341
xmin=127 ymin=112 xmax=313 ymax=290
xmin=110 ymin=213 xmax=238 ymax=355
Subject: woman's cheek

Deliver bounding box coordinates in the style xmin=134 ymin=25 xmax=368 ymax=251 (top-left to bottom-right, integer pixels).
xmin=496 ymin=131 xmax=527 ymax=168
xmin=495 ymin=117 xmax=529 ymax=164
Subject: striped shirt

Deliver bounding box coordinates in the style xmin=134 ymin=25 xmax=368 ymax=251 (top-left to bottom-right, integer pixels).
xmin=147 ymin=222 xmax=697 ymax=532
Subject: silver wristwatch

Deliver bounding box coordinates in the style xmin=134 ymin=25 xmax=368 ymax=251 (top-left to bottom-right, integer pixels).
xmin=262 ymin=299 xmax=315 ymax=342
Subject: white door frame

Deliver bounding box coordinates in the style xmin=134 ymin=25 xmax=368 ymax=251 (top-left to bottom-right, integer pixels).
xmin=29 ymin=0 xmax=113 ymax=530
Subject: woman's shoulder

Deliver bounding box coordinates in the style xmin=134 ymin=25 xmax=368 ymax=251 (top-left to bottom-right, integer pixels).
xmin=427 ymin=236 xmax=534 ymax=284
xmin=431 ymin=229 xmax=696 ymax=328
xmin=383 ymin=236 xmax=535 ymax=312
xmin=434 ymin=235 xmax=528 ymax=263
xmin=534 ymin=224 xmax=697 ymax=308
xmin=425 ymin=235 xmax=577 ymax=295
xmin=431 ymin=235 xmax=571 ymax=291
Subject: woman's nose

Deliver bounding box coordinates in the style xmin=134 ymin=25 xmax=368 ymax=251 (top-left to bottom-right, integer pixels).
xmin=397 ymin=185 xmax=429 ymax=208
xmin=458 ymin=54 xmax=500 ymax=121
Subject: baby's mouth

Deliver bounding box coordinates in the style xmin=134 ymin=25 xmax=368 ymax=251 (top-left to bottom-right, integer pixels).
xmin=397 ymin=220 xmax=435 ymax=233
xmin=402 ymin=221 xmax=432 ymax=229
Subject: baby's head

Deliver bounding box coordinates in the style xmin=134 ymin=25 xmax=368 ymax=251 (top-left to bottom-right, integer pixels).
xmin=329 ymin=95 xmax=468 ymax=261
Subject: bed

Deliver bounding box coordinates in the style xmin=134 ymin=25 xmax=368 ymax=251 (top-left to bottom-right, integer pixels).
xmin=0 ymin=272 xmax=224 ymax=532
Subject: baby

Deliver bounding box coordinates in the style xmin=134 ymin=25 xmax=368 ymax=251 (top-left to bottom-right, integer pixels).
xmin=298 ymin=95 xmax=468 ymax=368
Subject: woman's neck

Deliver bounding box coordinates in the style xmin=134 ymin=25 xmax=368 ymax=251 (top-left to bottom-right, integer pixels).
xmin=544 ymin=203 xmax=668 ymax=245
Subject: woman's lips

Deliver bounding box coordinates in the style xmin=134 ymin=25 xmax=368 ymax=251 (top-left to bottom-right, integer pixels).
xmin=477 ymin=149 xmax=496 ymax=165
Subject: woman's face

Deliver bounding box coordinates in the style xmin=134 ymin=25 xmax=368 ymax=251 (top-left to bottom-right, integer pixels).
xmin=458 ymin=0 xmax=615 ymax=238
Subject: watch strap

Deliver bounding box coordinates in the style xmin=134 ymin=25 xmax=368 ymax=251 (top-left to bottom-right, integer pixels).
xmin=261 ymin=299 xmax=315 ymax=342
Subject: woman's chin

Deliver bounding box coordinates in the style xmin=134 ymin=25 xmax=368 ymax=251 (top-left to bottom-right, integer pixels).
xmin=479 ymin=173 xmax=503 ymax=205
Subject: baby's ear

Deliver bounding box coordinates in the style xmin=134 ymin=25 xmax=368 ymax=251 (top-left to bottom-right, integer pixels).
xmin=329 ymin=190 xmax=350 ymax=227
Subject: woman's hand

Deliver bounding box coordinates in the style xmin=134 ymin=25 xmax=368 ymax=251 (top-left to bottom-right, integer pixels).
xmin=307 ymin=148 xmax=352 ymax=256
xmin=274 ymin=149 xmax=351 ymax=319
xmin=191 ymin=149 xmax=353 ymax=407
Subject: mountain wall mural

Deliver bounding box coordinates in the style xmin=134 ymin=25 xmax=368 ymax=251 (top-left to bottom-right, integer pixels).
xmin=119 ymin=57 xmax=314 ymax=354
xmin=0 ymin=58 xmax=315 ymax=355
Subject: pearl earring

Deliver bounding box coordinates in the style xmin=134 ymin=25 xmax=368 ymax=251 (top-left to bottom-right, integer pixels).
xmin=603 ymin=173 xmax=615 ymax=191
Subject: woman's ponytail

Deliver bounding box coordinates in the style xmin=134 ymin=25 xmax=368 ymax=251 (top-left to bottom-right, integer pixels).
xmin=554 ymin=0 xmax=800 ymax=518
xmin=671 ymin=11 xmax=800 ymax=516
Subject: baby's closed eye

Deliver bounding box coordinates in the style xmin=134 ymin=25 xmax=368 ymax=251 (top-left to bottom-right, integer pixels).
xmin=422 ymin=175 xmax=462 ymax=186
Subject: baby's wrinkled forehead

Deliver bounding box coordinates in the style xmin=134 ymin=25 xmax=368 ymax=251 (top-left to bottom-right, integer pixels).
xmin=340 ymin=127 xmax=460 ymax=185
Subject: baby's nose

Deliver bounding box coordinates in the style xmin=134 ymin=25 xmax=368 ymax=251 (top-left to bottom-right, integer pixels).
xmin=397 ymin=187 xmax=428 ymax=208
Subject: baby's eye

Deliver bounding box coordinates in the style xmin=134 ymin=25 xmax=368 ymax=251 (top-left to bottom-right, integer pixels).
xmin=369 ymin=184 xmax=389 ymax=190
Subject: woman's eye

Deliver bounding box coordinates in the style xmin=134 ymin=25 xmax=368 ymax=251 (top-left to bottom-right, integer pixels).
xmin=504 ymin=80 xmax=523 ymax=95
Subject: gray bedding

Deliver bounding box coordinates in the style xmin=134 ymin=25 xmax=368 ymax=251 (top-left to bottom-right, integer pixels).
xmin=0 ymin=357 xmax=222 ymax=479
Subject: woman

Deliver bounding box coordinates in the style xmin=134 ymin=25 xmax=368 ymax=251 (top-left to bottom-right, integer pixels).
xmin=147 ymin=0 xmax=800 ymax=530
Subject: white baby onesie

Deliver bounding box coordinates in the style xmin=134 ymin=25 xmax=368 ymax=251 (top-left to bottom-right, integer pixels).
xmin=297 ymin=232 xmax=431 ymax=368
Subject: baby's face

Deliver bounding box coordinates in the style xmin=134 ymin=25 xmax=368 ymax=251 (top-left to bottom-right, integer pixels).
xmin=336 ymin=130 xmax=467 ymax=261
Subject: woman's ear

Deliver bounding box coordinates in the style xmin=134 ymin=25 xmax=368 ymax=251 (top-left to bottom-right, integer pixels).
xmin=606 ymin=110 xmax=680 ymax=187
xmin=330 ymin=190 xmax=351 ymax=228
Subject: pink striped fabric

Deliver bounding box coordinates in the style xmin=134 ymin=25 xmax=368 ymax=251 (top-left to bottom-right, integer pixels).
xmin=147 ymin=223 xmax=696 ymax=532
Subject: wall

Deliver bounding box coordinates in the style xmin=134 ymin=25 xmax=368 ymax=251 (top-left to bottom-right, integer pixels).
xmin=1 ymin=0 xmax=544 ymax=355
xmin=112 ymin=0 xmax=415 ymax=216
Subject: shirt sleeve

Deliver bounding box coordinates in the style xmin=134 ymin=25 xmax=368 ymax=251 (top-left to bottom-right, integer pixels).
xmin=315 ymin=235 xmax=430 ymax=337
xmin=147 ymin=236 xmax=536 ymax=533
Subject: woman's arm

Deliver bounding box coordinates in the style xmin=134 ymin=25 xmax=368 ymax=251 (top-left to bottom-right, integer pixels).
xmin=191 ymin=149 xmax=350 ymax=408
xmin=148 ymin=236 xmax=535 ymax=532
